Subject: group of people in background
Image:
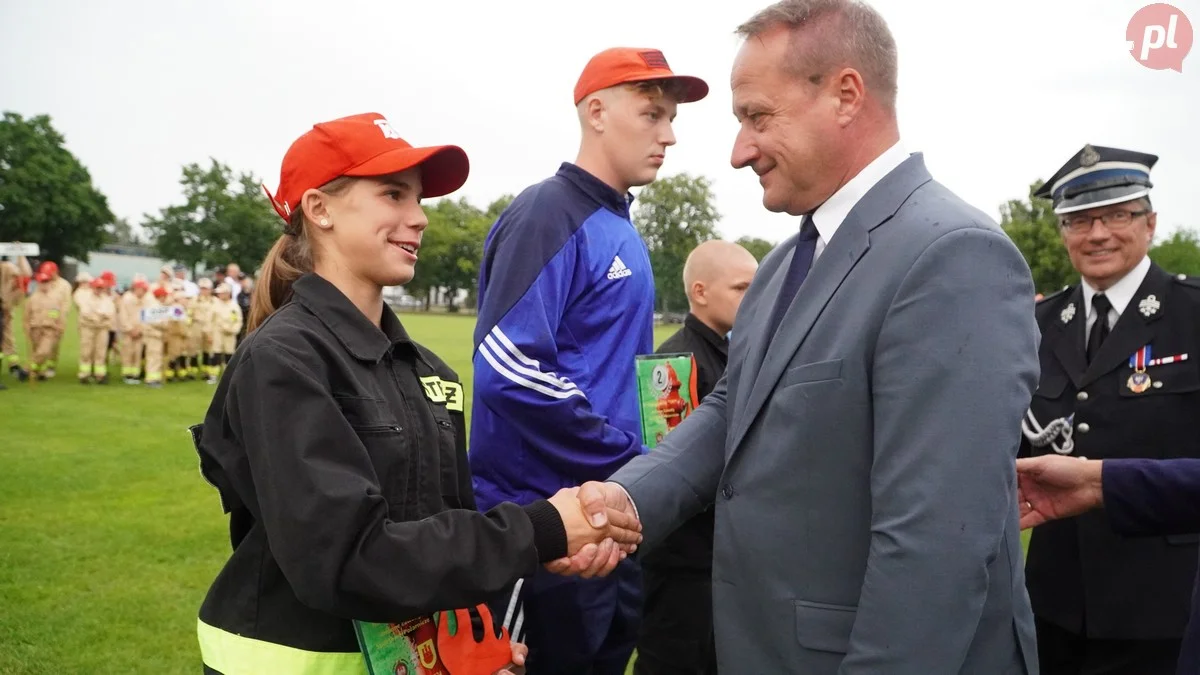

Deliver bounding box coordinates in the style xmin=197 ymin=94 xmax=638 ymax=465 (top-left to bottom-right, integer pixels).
xmin=0 ymin=259 xmax=250 ymax=390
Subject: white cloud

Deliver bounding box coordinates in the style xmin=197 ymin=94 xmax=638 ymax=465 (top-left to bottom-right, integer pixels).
xmin=2 ymin=0 xmax=1198 ymax=248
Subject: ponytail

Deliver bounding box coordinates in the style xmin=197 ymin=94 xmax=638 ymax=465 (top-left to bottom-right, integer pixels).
xmin=247 ymin=175 xmax=354 ymax=333
xmin=247 ymin=210 xmax=313 ymax=333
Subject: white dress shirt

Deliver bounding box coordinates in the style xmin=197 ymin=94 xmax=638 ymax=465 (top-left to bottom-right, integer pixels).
xmin=810 ymin=140 xmax=910 ymax=260
xmin=1081 ymin=255 xmax=1151 ymax=340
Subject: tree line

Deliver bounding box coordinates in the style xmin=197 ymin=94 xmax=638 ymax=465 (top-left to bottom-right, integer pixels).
xmin=4 ymin=111 xmax=1199 ymax=313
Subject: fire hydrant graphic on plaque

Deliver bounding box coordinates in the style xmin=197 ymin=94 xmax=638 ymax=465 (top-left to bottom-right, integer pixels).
xmin=635 ymin=353 xmax=700 ymax=448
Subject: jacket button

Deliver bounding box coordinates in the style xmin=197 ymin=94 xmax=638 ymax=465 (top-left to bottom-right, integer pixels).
xmin=1077 ymin=423 xmax=1091 ymax=434
xmin=721 ymin=484 xmax=734 ymax=500
xmin=1076 ymin=391 xmax=1089 ymax=401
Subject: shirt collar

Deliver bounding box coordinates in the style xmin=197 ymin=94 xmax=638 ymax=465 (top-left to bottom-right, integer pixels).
xmin=810 ymin=140 xmax=909 ymax=244
xmin=685 ymin=313 xmax=729 ymax=355
xmin=291 ymin=273 xmax=412 ymax=362
xmin=557 ymin=162 xmax=634 ymax=217
xmin=1082 ymin=254 xmax=1152 ymax=319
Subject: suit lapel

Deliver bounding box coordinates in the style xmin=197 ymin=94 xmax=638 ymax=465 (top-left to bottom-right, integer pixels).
xmin=729 ymin=154 xmax=933 ymax=454
xmin=1049 ymin=286 xmax=1088 ymax=388
xmin=735 ymin=235 xmax=796 ymax=411
xmin=1079 ymin=263 xmax=1170 ymax=388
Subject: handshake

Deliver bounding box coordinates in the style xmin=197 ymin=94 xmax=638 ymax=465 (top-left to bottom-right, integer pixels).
xmin=544 ymin=481 xmax=642 ymax=578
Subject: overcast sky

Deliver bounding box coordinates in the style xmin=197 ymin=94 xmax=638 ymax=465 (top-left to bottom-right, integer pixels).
xmin=3 ymin=0 xmax=1198 ymax=246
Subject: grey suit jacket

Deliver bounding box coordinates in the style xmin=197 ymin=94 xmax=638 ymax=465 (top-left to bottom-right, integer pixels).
xmin=611 ymin=154 xmax=1040 ymax=674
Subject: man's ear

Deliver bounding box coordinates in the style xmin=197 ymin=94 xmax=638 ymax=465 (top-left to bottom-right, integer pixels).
xmin=690 ymin=281 xmax=708 ymax=307
xmin=584 ymin=94 xmax=608 ymax=133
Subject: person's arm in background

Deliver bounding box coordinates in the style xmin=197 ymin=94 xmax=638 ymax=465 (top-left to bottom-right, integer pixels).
xmin=1018 ymin=455 xmax=1200 ymax=536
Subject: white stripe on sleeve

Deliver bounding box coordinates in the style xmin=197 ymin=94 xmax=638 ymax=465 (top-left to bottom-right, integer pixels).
xmin=479 ymin=340 xmax=586 ymax=400
xmin=491 ymin=327 xmax=577 ymax=390
xmin=484 ymin=331 xmax=579 ymax=393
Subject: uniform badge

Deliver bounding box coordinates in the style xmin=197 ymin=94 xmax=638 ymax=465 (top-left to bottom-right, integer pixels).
xmin=1060 ymin=303 xmax=1076 ymax=324
xmin=1138 ymin=295 xmax=1160 ymax=317
xmin=1128 ymin=345 xmax=1152 ymax=393
xmin=1080 ymin=145 xmax=1100 ymax=167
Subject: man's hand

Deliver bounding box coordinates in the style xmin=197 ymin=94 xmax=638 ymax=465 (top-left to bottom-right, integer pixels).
xmin=1017 ymin=455 xmax=1105 ymax=529
xmin=546 ymin=485 xmax=641 ymax=567
xmin=544 ymin=482 xmax=640 ymax=578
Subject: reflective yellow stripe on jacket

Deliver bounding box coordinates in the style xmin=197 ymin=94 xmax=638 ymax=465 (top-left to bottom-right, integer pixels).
xmin=197 ymin=619 xmax=365 ymax=675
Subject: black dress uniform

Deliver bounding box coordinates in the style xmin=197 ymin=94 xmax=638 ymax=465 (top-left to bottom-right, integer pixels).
xmin=633 ymin=313 xmax=728 ymax=675
xmin=191 ymin=273 xmax=568 ymax=674
xmin=1021 ymin=145 xmax=1199 ymax=675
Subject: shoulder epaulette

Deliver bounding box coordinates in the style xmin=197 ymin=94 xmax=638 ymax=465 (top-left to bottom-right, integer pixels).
xmin=1037 ymin=285 xmax=1073 ymax=305
xmin=1171 ymin=272 xmax=1200 ymax=290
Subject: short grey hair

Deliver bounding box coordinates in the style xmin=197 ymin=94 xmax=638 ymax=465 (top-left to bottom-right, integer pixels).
xmin=736 ymin=0 xmax=898 ymax=113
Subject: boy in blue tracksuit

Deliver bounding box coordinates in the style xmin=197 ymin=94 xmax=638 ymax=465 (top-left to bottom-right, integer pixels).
xmin=470 ymin=47 xmax=709 ymax=673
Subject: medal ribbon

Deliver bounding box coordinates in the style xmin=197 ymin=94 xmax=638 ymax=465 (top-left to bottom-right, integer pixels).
xmin=1129 ymin=345 xmax=1151 ymax=371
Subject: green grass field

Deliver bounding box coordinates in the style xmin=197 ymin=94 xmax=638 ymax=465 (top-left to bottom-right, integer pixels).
xmin=1 ymin=308 xmax=1030 ymax=674
xmin=0 ymin=308 xmax=679 ymax=674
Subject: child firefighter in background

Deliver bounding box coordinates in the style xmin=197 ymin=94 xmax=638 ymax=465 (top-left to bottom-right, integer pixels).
xmin=72 ymin=272 xmax=92 ymax=308
xmin=209 ymin=283 xmax=241 ymax=380
xmin=119 ymin=276 xmax=151 ymax=384
xmin=142 ymin=286 xmax=168 ymax=388
xmin=191 ymin=278 xmax=216 ymax=382
xmin=78 ymin=276 xmax=116 ymax=384
xmin=164 ymin=286 xmax=189 ymax=382
xmin=25 ymin=271 xmax=66 ymax=379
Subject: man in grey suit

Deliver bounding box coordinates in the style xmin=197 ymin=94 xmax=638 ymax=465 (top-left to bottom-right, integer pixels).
xmin=549 ymin=1 xmax=1043 ymax=672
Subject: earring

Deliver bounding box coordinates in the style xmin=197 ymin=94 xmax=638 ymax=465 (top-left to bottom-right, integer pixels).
xmin=319 ymin=218 xmax=329 ymax=227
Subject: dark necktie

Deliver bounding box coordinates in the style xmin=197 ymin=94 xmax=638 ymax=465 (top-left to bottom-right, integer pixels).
xmin=766 ymin=215 xmax=819 ymax=338
xmin=1086 ymin=294 xmax=1112 ymax=363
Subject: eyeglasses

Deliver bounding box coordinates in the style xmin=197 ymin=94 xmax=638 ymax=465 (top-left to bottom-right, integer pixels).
xmin=1060 ymin=210 xmax=1148 ymax=234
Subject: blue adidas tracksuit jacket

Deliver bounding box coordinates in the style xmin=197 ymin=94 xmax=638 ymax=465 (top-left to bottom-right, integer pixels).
xmin=470 ymin=162 xmax=654 ymax=509
xmin=470 ymin=162 xmax=653 ymax=669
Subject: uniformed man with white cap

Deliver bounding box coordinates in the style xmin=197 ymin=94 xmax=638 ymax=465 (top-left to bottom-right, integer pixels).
xmin=1021 ymin=144 xmax=1200 ymax=674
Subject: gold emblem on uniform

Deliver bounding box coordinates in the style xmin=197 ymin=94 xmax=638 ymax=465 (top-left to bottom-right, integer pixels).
xmin=1060 ymin=303 xmax=1076 ymax=324
xmin=1138 ymin=294 xmax=1160 ymax=317
xmin=1127 ymin=372 xmax=1151 ymax=393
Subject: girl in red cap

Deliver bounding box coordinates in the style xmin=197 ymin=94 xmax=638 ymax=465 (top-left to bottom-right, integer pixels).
xmin=190 ymin=113 xmax=639 ymax=675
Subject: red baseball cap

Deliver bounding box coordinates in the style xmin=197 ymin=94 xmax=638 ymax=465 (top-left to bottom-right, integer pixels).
xmin=573 ymin=48 xmax=709 ymax=106
xmin=38 ymin=260 xmax=58 ymax=276
xmin=90 ymin=277 xmax=107 ymax=289
xmin=262 ymin=112 xmax=469 ymax=222
xmin=100 ymin=270 xmax=117 ymax=286
xmin=153 ymin=286 xmax=168 ymax=298
xmin=35 ymin=272 xmax=50 ymax=283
